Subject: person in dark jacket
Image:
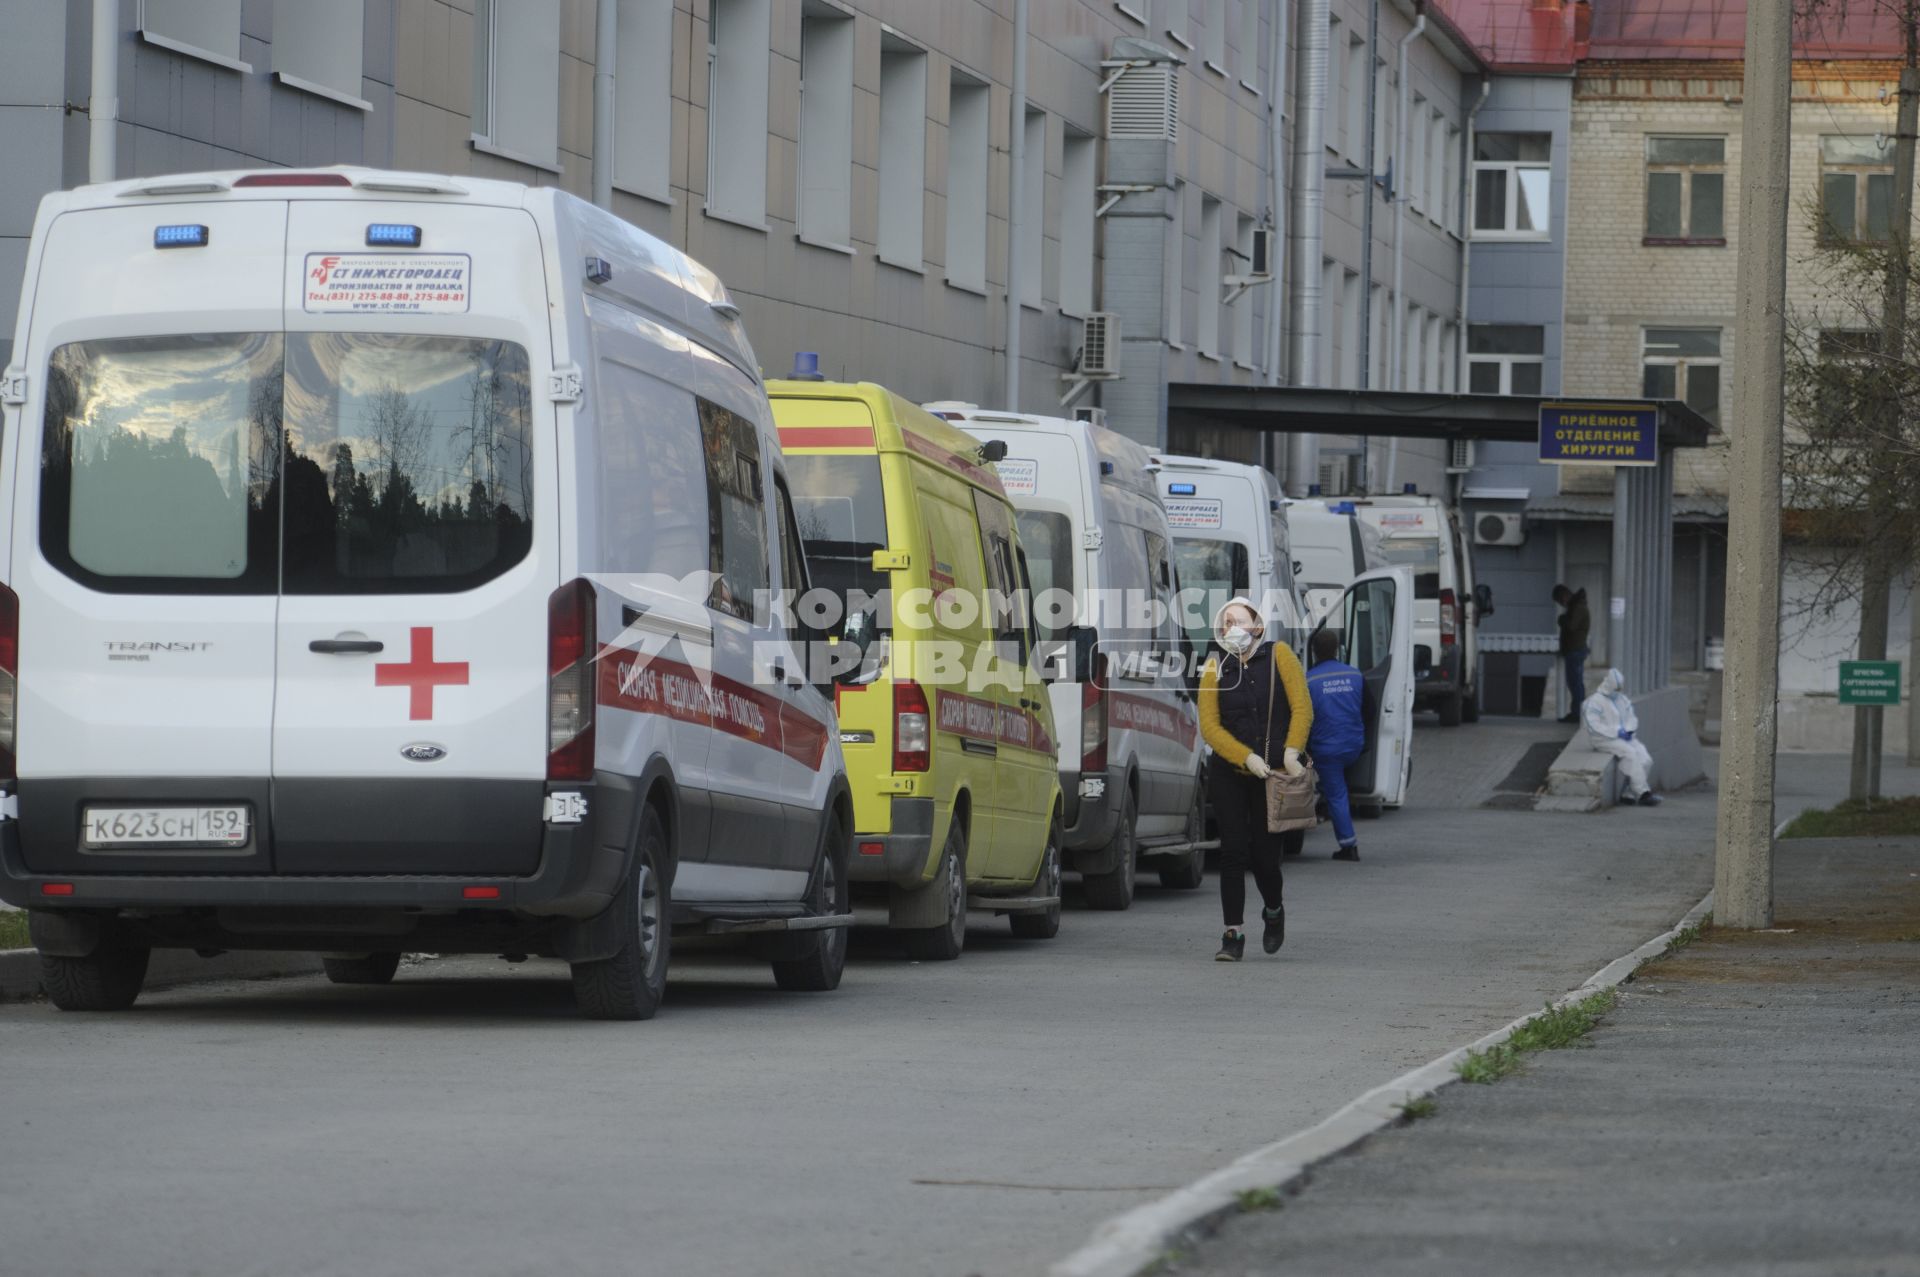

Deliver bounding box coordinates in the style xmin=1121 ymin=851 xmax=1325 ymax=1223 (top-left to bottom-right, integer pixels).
xmin=1198 ymin=596 xmax=1312 ymax=961
xmin=1553 ymin=584 xmax=1591 ymax=722
xmin=1306 ymin=628 xmax=1368 ymax=861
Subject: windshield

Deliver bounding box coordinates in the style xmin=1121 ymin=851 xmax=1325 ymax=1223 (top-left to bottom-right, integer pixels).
xmin=1173 ymin=536 xmax=1249 ymax=654
xmin=1016 ymin=510 xmax=1075 ymax=640
xmin=1378 ymin=538 xmax=1441 ymax=599
xmin=39 ymin=332 xmax=532 ymax=594
xmin=787 ymin=452 xmax=890 ymax=632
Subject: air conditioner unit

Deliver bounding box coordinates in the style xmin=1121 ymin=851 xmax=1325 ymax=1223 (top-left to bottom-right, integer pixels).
xmin=1446 ymin=438 xmax=1474 ymax=472
xmin=1249 ymin=227 xmax=1275 ymax=279
xmin=1317 ymin=455 xmax=1356 ymax=497
xmin=1081 ymin=312 xmax=1121 ymax=378
xmin=1072 ymin=406 xmax=1109 ymax=428
xmin=1474 ymin=511 xmax=1526 ymax=547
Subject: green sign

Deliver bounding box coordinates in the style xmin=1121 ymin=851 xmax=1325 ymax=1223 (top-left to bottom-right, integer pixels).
xmin=1839 ymin=660 xmax=1902 ymax=706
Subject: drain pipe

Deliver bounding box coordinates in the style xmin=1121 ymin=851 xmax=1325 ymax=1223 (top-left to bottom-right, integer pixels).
xmin=1262 ymin=0 xmax=1292 ymax=477
xmin=1455 ymin=76 xmax=1490 ymax=392
xmin=1285 ymin=0 xmax=1333 ymax=495
xmin=1005 ymin=0 xmax=1030 ymax=411
xmin=1383 ymin=0 xmax=1427 ymax=492
xmin=89 ymin=0 xmax=118 ymax=182
xmin=591 ymin=0 xmax=617 ymax=210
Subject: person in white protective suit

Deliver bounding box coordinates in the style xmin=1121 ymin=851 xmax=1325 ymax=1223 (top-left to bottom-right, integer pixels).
xmin=1582 ymin=668 xmax=1663 ymax=807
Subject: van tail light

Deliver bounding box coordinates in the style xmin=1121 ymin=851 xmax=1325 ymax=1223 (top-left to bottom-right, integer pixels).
xmin=894 ymin=681 xmax=931 ymax=773
xmin=0 ymin=582 xmax=17 ymax=783
xmin=1080 ymin=654 xmax=1109 ymax=776
xmin=547 ymin=579 xmax=596 ymax=781
xmin=1439 ymin=589 xmax=1458 ymax=648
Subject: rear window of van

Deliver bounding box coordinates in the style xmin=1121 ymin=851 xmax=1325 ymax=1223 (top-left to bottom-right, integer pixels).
xmin=788 ymin=453 xmax=888 ymax=630
xmin=39 ymin=332 xmax=533 ymax=594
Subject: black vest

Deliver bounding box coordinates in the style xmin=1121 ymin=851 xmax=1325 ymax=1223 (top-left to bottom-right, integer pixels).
xmin=1217 ymin=643 xmax=1291 ymax=755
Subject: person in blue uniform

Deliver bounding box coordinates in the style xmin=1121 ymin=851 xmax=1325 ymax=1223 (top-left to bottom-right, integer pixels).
xmin=1305 ymin=628 xmax=1369 ymax=861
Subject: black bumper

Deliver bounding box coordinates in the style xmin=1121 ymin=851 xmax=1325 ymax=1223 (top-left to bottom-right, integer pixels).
xmin=1062 ymin=764 xmax=1125 ymax=854
xmin=850 ymin=796 xmax=937 ymax=889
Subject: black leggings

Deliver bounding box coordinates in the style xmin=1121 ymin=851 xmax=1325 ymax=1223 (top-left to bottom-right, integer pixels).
xmin=1210 ymin=755 xmax=1285 ymax=928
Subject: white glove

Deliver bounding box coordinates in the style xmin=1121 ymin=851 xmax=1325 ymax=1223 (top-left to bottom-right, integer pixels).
xmin=1282 ymin=748 xmax=1305 ymax=777
xmin=1244 ymin=754 xmax=1272 ymax=779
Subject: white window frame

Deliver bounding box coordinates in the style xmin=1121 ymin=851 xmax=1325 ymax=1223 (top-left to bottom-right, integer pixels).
xmin=877 ymin=36 xmax=929 ymax=271
xmin=470 ymin=0 xmax=562 ymax=172
xmin=1643 ymin=135 xmax=1727 ymax=244
xmin=1641 ymin=327 xmax=1722 ymax=427
xmin=1472 ymin=132 xmax=1552 ymax=240
xmin=705 ymin=0 xmax=773 ymax=230
xmin=614 ymin=0 xmax=674 ymax=202
xmin=797 ymin=1 xmax=856 ymax=253
xmin=1819 ymin=135 xmax=1897 ymax=245
xmin=945 ymin=70 xmax=991 ymax=294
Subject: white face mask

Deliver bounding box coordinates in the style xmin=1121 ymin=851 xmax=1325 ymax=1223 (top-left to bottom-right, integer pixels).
xmin=1222 ymin=625 xmax=1257 ymax=655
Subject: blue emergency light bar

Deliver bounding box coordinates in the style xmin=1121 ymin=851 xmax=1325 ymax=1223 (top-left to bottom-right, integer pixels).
xmin=1168 ymin=482 xmax=1196 ymax=495
xmin=154 ymin=224 xmax=210 ymax=249
xmin=1330 ymin=501 xmax=1358 ymax=514
xmin=365 ymin=223 xmax=423 ymax=247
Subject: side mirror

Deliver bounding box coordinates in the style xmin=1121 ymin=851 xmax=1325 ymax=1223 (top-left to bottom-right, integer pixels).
xmin=1474 ymin=583 xmax=1494 ymax=618
xmin=829 ymin=610 xmax=884 ymax=684
xmin=1045 ymin=624 xmax=1100 ymax=684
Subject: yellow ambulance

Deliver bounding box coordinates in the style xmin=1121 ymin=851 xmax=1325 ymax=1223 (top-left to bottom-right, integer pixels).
xmin=771 ymin=377 xmax=1063 ymax=960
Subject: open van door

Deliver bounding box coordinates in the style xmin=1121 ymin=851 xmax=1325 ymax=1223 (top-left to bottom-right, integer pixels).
xmin=1316 ymin=567 xmax=1414 ymax=809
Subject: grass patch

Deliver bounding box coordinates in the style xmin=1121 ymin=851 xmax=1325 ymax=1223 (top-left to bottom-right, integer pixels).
xmin=1396 ymin=1095 xmax=1438 ymax=1121
xmin=1664 ymin=916 xmax=1709 ymax=956
xmin=1456 ymin=989 xmax=1618 ymax=1085
xmin=0 ymin=910 xmax=28 ymax=951
xmin=1781 ymin=796 xmax=1920 ymax=839
xmin=1235 ymin=1186 xmax=1284 ymax=1212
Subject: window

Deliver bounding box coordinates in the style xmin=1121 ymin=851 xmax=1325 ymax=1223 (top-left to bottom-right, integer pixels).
xmin=140 ymin=0 xmax=248 ymax=71
xmin=1240 ymin=0 xmax=1264 ymax=84
xmin=1198 ymin=195 xmax=1224 ymax=357
xmin=1377 ymin=538 xmax=1439 ymax=599
xmin=946 ymin=71 xmax=990 ymax=291
xmin=1642 ymin=328 xmax=1721 ymax=428
xmin=282 ymin=335 xmax=535 ymax=594
xmin=614 ymin=0 xmax=674 ymax=199
xmin=697 ymin=398 xmax=768 ymax=622
xmin=1346 ymin=35 xmax=1369 ymax=163
xmin=1016 ymin=510 xmax=1075 ymax=639
xmin=706 ymin=0 xmax=772 ymax=226
xmin=1319 ymin=257 xmax=1339 ymax=385
xmin=974 ymin=492 xmax=1027 ymax=655
xmin=1821 ymin=135 xmax=1896 ymax=244
xmin=1061 ymin=130 xmax=1097 ymax=315
xmin=798 ymin=2 xmax=855 ymax=249
xmin=1404 ymin=304 xmax=1423 ymax=390
xmin=1233 ymin=214 xmax=1259 ymax=364
xmin=1813 ymin=329 xmax=1884 ymax=422
xmin=1426 ymin=109 xmax=1446 ymax=221
xmin=877 ymin=37 xmax=928 ymax=268
xmin=1204 ymin=0 xmax=1228 ymax=70
xmin=595 ymin=363 xmax=707 ymax=581
xmin=272 ymin=0 xmax=366 ymax=107
xmin=1143 ymin=530 xmax=1180 ymax=649
xmin=788 ymin=453 xmax=889 ymax=633
xmin=1645 ymin=136 xmax=1725 ymax=243
xmin=473 ymin=0 xmax=562 ymax=169
xmin=1407 ymin=95 xmax=1427 ymax=213
xmin=1440 ymin=321 xmax=1457 ymax=392
xmin=1369 ymin=283 xmax=1386 ymax=388
xmin=1424 ymin=312 xmax=1442 ymax=391
xmin=1174 ymin=537 xmax=1249 ymax=655
xmin=1340 ymin=269 xmax=1363 ymax=388
xmin=1473 ymin=133 xmax=1550 ymax=237
xmin=773 ymin=478 xmax=811 ymax=643
xmin=1373 ymin=57 xmax=1390 ymax=170
xmin=1326 ymin=19 xmax=1345 ymax=154
xmin=1443 ymin=124 xmax=1461 ymax=234
xmin=1467 ymin=325 xmax=1544 ymax=395
xmin=1165 ymin=181 xmax=1187 ymax=346
xmin=1018 ymin=109 xmax=1046 ymax=307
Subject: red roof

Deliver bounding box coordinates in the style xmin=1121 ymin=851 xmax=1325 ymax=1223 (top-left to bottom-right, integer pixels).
xmin=1435 ymin=0 xmax=1905 ymax=69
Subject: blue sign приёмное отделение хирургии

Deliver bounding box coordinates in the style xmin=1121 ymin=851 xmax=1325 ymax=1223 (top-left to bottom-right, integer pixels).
xmin=1538 ymin=403 xmax=1659 ymax=466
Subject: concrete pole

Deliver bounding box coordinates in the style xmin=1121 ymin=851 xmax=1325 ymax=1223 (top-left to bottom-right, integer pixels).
xmin=89 ymin=0 xmax=119 ymax=183
xmin=591 ymin=0 xmax=617 ymax=211
xmin=1004 ymin=0 xmax=1030 ymax=412
xmin=1716 ymin=0 xmax=1791 ymax=931
xmin=1890 ymin=65 xmax=1920 ymax=766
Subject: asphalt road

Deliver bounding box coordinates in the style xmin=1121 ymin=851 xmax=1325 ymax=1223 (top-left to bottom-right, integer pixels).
xmin=0 ymin=719 xmax=1722 ymax=1277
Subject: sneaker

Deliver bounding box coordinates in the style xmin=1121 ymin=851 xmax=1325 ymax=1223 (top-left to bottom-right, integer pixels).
xmin=1261 ymin=906 xmax=1286 ymax=953
xmin=1558 ymin=713 xmax=1580 ymax=724
xmin=1618 ymin=792 xmax=1638 ymax=806
xmin=1332 ymin=843 xmax=1360 ymax=862
xmin=1638 ymin=792 xmax=1664 ymax=807
xmin=1216 ymin=930 xmax=1246 ymax=962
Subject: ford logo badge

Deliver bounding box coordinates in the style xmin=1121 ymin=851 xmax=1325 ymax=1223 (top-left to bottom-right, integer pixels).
xmin=400 ymin=743 xmax=447 ymax=762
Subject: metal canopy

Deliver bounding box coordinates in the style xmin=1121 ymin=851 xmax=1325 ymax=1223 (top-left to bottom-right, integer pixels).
xmin=1166 ymin=384 xmax=1715 ymax=449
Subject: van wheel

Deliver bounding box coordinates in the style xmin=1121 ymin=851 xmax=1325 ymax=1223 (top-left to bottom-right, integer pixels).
xmin=1010 ymin=815 xmax=1063 ymax=940
xmin=1160 ymin=782 xmax=1208 ymax=890
xmin=571 ymin=807 xmax=672 ymax=1021
xmin=321 ymin=953 xmax=401 ymax=985
xmin=1082 ymin=787 xmax=1138 ymax=911
xmin=1437 ymin=690 xmax=1464 ymax=727
xmin=1462 ymin=685 xmax=1482 ymax=723
xmin=902 ymin=821 xmax=967 ymax=961
xmin=771 ymin=811 xmax=851 ymax=992
xmin=41 ymin=939 xmax=150 ymax=1012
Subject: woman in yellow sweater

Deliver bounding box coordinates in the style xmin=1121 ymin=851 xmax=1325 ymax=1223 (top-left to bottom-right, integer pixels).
xmin=1198 ymin=596 xmax=1311 ymax=961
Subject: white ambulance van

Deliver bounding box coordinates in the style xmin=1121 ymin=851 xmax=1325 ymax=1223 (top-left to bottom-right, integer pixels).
xmin=1285 ymin=498 xmax=1387 ymax=626
xmin=1151 ymin=455 xmax=1305 ymax=657
xmin=932 ymin=406 xmax=1207 ymax=906
xmin=0 ymin=168 xmax=853 ymax=1018
xmin=1349 ymin=494 xmax=1491 ymax=726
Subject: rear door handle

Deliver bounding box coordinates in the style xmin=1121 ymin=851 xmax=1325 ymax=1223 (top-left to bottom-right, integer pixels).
xmin=1020 ymin=698 xmax=1043 ymax=710
xmin=309 ymin=639 xmax=384 ymax=655
xmin=961 ymin=739 xmax=998 ymax=757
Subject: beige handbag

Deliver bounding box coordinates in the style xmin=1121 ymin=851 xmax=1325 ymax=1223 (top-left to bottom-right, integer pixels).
xmin=1260 ymin=647 xmax=1319 ymax=832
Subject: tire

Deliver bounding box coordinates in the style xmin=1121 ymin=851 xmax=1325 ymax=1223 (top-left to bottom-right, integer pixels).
xmin=772 ymin=810 xmax=851 ymax=991
xmin=1462 ymin=683 xmax=1482 ymax=723
xmin=1437 ymin=689 xmax=1464 ymax=727
xmin=321 ymin=952 xmax=401 ymax=985
xmin=1082 ymin=786 xmax=1138 ymax=911
xmin=1158 ymin=779 xmax=1207 ymax=890
xmin=901 ymin=818 xmax=968 ymax=961
xmin=1010 ymin=814 xmax=1063 ymax=940
xmin=571 ymin=806 xmax=672 ymax=1021
xmin=41 ymin=940 xmax=150 ymax=1012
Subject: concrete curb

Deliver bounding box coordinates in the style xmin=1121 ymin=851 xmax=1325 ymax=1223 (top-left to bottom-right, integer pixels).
xmin=1048 ymin=889 xmax=1718 ymax=1277
xmin=0 ymin=946 xmax=323 ymax=1003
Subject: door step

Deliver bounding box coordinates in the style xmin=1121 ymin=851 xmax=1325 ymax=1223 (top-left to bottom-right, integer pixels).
xmin=965 ymin=893 xmax=1060 ymax=915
